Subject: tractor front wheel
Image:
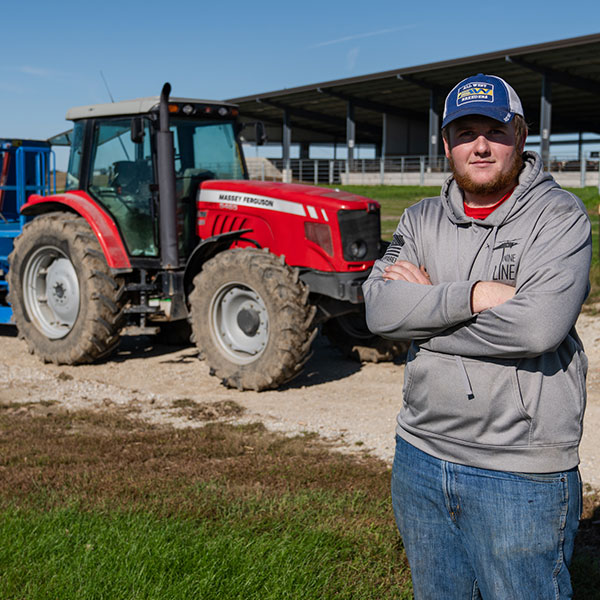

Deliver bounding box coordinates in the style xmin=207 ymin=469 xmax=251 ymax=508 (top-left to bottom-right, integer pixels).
xmin=7 ymin=213 xmax=124 ymax=364
xmin=188 ymin=248 xmax=317 ymax=391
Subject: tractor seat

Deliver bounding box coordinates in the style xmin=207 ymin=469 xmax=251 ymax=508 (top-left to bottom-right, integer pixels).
xmin=112 ymin=160 xmax=152 ymax=195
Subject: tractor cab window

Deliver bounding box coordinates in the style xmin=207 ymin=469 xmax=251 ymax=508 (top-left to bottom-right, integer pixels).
xmin=169 ymin=119 xmax=245 ymax=256
xmin=65 ymin=122 xmax=85 ymax=191
xmin=88 ymin=118 xmax=157 ymax=257
xmin=170 ymin=120 xmax=245 ymax=193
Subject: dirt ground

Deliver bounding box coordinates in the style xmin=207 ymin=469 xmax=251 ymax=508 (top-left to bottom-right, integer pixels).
xmin=1 ymin=312 xmax=599 ymax=489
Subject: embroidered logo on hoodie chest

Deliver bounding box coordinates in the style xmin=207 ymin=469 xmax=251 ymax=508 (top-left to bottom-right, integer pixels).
xmin=491 ymin=238 xmax=521 ymax=283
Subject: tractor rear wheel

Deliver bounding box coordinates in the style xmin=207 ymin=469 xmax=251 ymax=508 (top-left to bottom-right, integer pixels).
xmin=322 ymin=309 xmax=409 ymax=363
xmin=7 ymin=213 xmax=125 ymax=364
xmin=189 ymin=248 xmax=317 ymax=391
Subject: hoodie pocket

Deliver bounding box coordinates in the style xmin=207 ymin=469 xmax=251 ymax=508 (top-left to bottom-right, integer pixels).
xmin=517 ymin=338 xmax=586 ymax=445
xmin=401 ymin=350 xmax=532 ymax=447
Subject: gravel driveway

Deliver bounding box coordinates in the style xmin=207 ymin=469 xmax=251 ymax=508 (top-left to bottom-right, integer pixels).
xmin=1 ymin=312 xmax=598 ymax=488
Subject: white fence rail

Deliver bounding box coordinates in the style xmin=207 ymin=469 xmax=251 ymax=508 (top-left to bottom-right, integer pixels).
xmin=245 ymin=156 xmax=600 ymax=189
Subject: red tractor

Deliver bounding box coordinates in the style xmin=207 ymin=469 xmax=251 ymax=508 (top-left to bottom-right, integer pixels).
xmin=6 ymin=84 xmax=403 ymax=390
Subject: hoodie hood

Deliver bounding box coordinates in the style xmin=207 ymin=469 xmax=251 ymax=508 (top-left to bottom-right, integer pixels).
xmin=441 ymin=151 xmax=558 ymax=228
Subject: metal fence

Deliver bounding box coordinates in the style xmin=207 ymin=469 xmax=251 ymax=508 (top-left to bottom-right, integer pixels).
xmin=246 ymin=155 xmax=600 ymax=189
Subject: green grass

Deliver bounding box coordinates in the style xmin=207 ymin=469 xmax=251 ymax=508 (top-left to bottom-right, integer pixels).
xmin=0 ymin=502 xmax=407 ymax=600
xmin=0 ymin=410 xmax=410 ymax=599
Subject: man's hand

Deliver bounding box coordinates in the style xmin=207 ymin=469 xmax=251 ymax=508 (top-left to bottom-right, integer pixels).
xmin=471 ymin=281 xmax=515 ymax=313
xmin=382 ymin=263 xmax=514 ymax=312
xmin=383 ymin=261 xmax=432 ymax=285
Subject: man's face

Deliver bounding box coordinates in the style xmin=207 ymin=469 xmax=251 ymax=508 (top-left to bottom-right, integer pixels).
xmin=443 ymin=115 xmax=523 ymax=198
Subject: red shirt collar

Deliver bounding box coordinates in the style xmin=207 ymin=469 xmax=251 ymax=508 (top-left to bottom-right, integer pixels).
xmin=463 ymin=189 xmax=515 ymax=220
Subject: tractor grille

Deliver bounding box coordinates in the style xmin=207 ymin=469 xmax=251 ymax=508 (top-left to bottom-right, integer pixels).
xmin=337 ymin=209 xmax=381 ymax=262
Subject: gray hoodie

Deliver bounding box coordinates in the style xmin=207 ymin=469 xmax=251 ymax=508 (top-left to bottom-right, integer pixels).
xmin=363 ymin=152 xmax=592 ymax=473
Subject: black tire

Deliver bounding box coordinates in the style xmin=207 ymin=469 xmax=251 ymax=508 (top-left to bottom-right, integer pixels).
xmin=188 ymin=248 xmax=317 ymax=391
xmin=7 ymin=213 xmax=125 ymax=364
xmin=322 ymin=310 xmax=409 ymax=363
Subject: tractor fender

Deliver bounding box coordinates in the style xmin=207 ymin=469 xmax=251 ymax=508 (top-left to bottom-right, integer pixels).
xmin=183 ymin=228 xmax=253 ymax=292
xmin=21 ymin=191 xmax=131 ymax=269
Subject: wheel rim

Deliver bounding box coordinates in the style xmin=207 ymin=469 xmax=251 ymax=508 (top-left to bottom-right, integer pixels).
xmin=210 ymin=282 xmax=269 ymax=364
xmin=22 ymin=245 xmax=80 ymax=339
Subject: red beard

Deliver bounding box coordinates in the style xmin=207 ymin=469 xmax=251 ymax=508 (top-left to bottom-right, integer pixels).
xmin=449 ymin=151 xmax=524 ymax=197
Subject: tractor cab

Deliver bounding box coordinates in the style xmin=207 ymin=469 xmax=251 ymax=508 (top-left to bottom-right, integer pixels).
xmin=62 ymin=89 xmax=246 ymax=262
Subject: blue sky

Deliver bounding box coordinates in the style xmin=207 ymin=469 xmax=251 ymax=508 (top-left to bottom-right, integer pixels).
xmin=2 ymin=0 xmax=599 ymax=167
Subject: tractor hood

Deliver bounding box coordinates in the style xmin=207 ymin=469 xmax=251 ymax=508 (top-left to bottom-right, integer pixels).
xmin=199 ymin=180 xmax=379 ymax=214
xmin=197 ymin=180 xmax=382 ymax=274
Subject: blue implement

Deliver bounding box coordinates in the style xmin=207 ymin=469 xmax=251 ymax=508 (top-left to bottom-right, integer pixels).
xmin=0 ymin=138 xmax=55 ymax=324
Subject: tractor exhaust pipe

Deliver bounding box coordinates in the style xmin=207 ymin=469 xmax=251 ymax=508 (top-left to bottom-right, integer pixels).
xmin=156 ymin=82 xmax=179 ymax=269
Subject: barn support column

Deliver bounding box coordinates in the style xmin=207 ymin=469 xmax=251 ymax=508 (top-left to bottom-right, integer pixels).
xmin=381 ymin=113 xmax=387 ymax=159
xmin=299 ymin=142 xmax=310 ymax=159
xmin=380 ymin=113 xmax=387 ymax=184
xmin=282 ymin=109 xmax=291 ymax=183
xmin=346 ymin=100 xmax=355 ymax=172
xmin=540 ymin=74 xmax=552 ymax=171
xmin=428 ymin=90 xmax=439 ymax=171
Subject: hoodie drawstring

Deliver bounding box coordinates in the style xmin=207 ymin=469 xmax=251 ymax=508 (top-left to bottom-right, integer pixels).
xmin=455 ymin=355 xmax=475 ymax=400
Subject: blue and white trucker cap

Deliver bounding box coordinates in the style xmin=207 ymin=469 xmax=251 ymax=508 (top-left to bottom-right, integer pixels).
xmin=442 ymin=74 xmax=524 ymax=129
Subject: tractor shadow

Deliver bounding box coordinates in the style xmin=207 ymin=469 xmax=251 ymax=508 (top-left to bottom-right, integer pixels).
xmin=280 ymin=334 xmax=371 ymax=389
xmin=108 ymin=334 xmax=369 ymax=387
xmin=0 ymin=324 xmax=18 ymax=338
xmin=108 ymin=333 xmax=372 ymax=386
xmin=105 ymin=335 xmax=198 ymax=364
xmin=0 ymin=325 xmax=198 ymax=363
xmin=108 ymin=332 xmax=399 ymax=388
xmin=2 ymin=325 xmax=397 ymax=388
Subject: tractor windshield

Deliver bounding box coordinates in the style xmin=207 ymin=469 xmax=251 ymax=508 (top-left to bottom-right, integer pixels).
xmin=169 ymin=119 xmax=246 ymax=256
xmin=170 ymin=119 xmax=245 ymax=183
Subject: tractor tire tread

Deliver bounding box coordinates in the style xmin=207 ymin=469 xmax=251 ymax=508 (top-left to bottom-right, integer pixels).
xmin=7 ymin=213 xmax=125 ymax=364
xmin=189 ymin=247 xmax=317 ymax=391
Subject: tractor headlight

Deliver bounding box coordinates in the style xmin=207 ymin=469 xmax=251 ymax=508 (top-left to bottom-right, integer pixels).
xmin=349 ymin=240 xmax=368 ymax=259
xmin=338 ymin=209 xmax=380 ymax=262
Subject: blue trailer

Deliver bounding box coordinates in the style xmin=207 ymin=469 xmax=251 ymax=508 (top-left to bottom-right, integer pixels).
xmin=0 ymin=138 xmax=55 ymax=323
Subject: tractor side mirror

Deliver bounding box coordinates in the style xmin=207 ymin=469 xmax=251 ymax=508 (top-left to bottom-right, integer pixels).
xmin=131 ymin=117 xmax=145 ymax=144
xmin=254 ymin=121 xmax=267 ymax=146
xmin=235 ymin=121 xmax=268 ymax=146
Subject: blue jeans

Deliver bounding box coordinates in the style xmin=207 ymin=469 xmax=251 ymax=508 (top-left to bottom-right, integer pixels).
xmin=391 ymin=436 xmax=582 ymax=600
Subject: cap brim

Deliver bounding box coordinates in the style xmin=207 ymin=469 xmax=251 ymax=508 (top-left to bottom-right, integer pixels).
xmin=442 ymin=106 xmax=516 ymax=129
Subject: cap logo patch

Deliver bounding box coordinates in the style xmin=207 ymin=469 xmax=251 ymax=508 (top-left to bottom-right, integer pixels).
xmin=457 ymin=82 xmax=494 ymax=105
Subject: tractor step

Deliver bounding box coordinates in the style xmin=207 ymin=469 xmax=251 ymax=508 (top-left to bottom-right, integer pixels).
xmin=121 ymin=325 xmax=160 ymax=336
xmin=124 ymin=305 xmax=159 ymax=314
xmin=124 ymin=282 xmax=157 ymax=292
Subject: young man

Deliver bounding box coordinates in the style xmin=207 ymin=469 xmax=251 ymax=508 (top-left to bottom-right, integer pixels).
xmin=363 ymin=74 xmax=591 ymax=599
